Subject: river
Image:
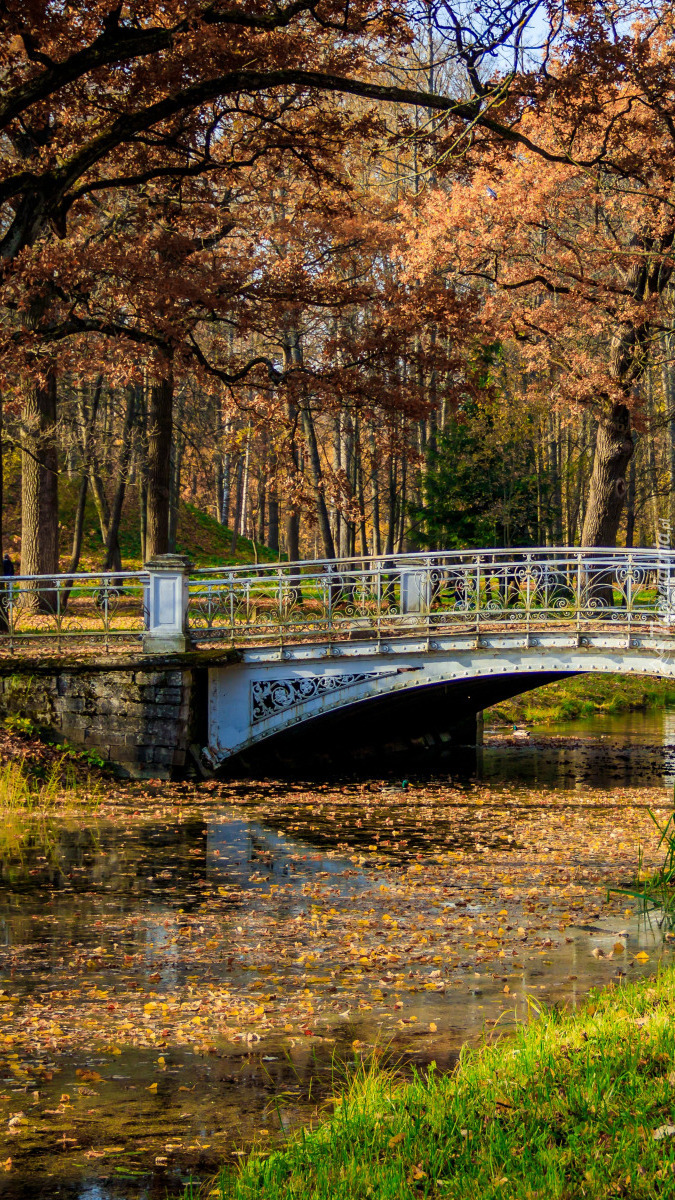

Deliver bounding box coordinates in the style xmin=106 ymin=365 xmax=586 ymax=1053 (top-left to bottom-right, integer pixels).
xmin=0 ymin=708 xmax=674 ymax=1198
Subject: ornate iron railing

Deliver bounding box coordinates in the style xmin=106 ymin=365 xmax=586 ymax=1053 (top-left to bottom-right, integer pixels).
xmin=0 ymin=571 xmax=148 ymax=650
xmin=2 ymin=548 xmax=674 ymax=653
xmin=187 ymin=546 xmax=675 ymax=646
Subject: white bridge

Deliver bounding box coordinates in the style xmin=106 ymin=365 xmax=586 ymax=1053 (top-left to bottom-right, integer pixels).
xmin=5 ymin=546 xmax=674 ymax=766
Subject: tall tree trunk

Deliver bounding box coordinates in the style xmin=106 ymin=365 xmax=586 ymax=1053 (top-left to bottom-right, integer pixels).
xmin=282 ymin=339 xmax=302 ymax=564
xmin=268 ymin=457 xmax=279 ymax=554
xmin=385 ymin=454 xmax=397 ymax=555
xmin=331 ymin=414 xmax=341 ymax=552
xmin=221 ymin=416 xmax=234 ymax=526
xmin=285 ymin=509 xmax=300 ymax=562
xmin=146 ymin=361 xmax=173 ymax=560
xmin=339 ymin=411 xmax=354 ymax=558
xmin=369 ymin=425 xmax=381 ymax=557
xmin=661 ymin=326 xmax=675 ymax=529
xmin=68 ymin=475 xmax=89 ymax=573
xmin=168 ymin=387 xmax=184 ymax=553
xmin=103 ymin=386 xmax=136 ymax=571
xmin=256 ymin=427 xmax=267 ymax=547
xmin=0 ymin=391 xmax=5 ymax=632
xmin=136 ymin=380 xmax=149 ymax=563
xmin=625 ymin=452 xmax=636 ymax=547
xmin=286 ymin=322 xmax=331 ymax=556
xmin=21 ymin=361 xmax=58 ymax=607
xmin=581 ymin=231 xmax=673 ymax=546
xmin=581 ymin=403 xmax=634 ymax=546
xmin=230 ymin=457 xmax=244 ymax=556
xmin=239 ymin=425 xmax=251 ymax=538
xmin=356 ymin=442 xmax=368 ymax=558
xmin=396 ymin=455 xmax=407 ymax=553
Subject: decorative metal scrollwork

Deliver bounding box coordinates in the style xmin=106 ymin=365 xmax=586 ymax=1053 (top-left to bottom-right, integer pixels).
xmin=251 ymin=673 xmax=379 ymax=723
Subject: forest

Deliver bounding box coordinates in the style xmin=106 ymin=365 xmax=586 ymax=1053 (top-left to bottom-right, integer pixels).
xmin=3 ymin=0 xmax=675 ymax=574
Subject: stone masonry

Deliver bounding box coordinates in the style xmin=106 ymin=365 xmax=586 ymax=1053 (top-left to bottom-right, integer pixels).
xmin=0 ymin=665 xmax=195 ymax=779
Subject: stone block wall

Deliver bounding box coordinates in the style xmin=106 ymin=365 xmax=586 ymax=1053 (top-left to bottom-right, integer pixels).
xmin=0 ymin=666 xmax=195 ymax=779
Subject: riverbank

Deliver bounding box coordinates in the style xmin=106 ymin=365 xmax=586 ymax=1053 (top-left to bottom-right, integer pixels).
xmin=216 ymin=964 xmax=675 ymax=1199
xmin=0 ymin=768 xmax=667 ymax=1196
xmin=487 ymin=673 xmax=675 ymax=726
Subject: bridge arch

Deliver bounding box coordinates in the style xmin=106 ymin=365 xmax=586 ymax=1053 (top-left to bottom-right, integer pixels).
xmin=206 ymin=631 xmax=675 ymax=766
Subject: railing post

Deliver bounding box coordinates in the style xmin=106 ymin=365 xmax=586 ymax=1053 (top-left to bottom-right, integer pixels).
xmin=143 ymin=554 xmax=193 ymax=654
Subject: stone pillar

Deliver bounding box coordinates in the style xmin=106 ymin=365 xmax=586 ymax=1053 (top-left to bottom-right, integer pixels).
xmin=143 ymin=554 xmax=192 ymax=654
xmin=400 ymin=569 xmax=431 ymax=614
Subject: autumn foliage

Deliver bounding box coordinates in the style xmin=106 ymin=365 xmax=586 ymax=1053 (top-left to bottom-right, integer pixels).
xmin=3 ymin=1 xmax=675 ymax=570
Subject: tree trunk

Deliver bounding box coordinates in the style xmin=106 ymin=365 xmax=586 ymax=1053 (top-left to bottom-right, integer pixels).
xmin=220 ymin=418 xmax=233 ymax=525
xmin=581 ymin=403 xmax=634 ymax=546
xmin=239 ymin=425 xmax=251 ymax=538
xmin=136 ymin=380 xmax=148 ymax=563
xmin=581 ymin=231 xmax=671 ymax=546
xmin=21 ymin=363 xmax=59 ymax=608
xmin=385 ymin=454 xmax=397 ymax=556
xmin=268 ymin=469 xmax=279 ymax=555
xmin=168 ymin=387 xmax=184 ymax=553
xmin=625 ymin=452 xmax=636 ymax=547
xmin=281 ymin=338 xmax=302 ymax=565
xmin=230 ymin=457 xmax=244 ymax=556
xmin=661 ymin=326 xmax=675 ymax=529
xmin=103 ymin=386 xmax=136 ymax=571
xmin=300 ymin=402 xmax=335 ymax=559
xmin=68 ymin=475 xmax=89 ymax=574
xmin=0 ymin=392 xmax=5 ymax=632
xmin=285 ymin=509 xmax=300 ymax=562
xmin=356 ymin=445 xmax=368 ymax=558
xmin=369 ymin=425 xmax=381 ymax=557
xmin=146 ymin=363 xmax=173 ymax=560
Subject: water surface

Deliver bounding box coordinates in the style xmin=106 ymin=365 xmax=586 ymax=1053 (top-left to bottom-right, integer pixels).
xmin=0 ymin=708 xmax=673 ymax=1197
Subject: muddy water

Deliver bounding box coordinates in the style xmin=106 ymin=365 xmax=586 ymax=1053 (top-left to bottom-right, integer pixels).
xmin=0 ymin=713 xmax=674 ymax=1197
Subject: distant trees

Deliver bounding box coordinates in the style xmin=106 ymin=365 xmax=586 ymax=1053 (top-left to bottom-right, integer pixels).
xmin=404 ymin=3 xmax=675 ymax=546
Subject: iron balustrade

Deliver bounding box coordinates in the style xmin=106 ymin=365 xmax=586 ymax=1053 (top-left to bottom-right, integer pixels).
xmin=187 ymin=546 xmax=675 ymax=646
xmin=0 ymin=571 xmax=148 ymax=650
xmin=1 ymin=548 xmax=674 ymax=652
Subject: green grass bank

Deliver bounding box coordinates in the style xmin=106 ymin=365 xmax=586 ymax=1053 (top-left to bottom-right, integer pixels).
xmin=210 ymin=965 xmax=675 ymax=1199
xmin=487 ymin=674 xmax=675 ymax=726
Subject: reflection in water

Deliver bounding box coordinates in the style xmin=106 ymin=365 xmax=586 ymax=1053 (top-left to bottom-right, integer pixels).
xmin=0 ymin=708 xmax=672 ymax=1197
xmin=481 ymin=708 xmax=675 ymax=788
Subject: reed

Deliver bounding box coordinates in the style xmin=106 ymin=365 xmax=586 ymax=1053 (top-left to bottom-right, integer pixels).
xmin=0 ymin=757 xmax=85 ymax=812
xmin=610 ymin=803 xmax=675 ymax=927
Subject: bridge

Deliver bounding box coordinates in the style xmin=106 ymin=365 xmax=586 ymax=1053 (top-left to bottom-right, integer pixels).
xmin=1 ymin=546 xmax=675 ymax=775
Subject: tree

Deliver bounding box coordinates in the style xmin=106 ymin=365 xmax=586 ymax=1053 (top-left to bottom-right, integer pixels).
xmin=404 ymin=3 xmax=675 ymax=544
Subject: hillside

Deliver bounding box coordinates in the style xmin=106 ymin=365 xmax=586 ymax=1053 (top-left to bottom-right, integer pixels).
xmin=2 ymin=454 xmax=279 ymax=571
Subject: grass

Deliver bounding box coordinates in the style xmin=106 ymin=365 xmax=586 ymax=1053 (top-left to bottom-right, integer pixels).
xmin=487 ymin=674 xmax=675 ymax=726
xmin=205 ymin=968 xmax=675 ymax=1199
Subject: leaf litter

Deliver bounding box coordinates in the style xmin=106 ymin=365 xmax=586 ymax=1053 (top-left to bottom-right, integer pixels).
xmin=0 ymin=771 xmax=671 ymax=1195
